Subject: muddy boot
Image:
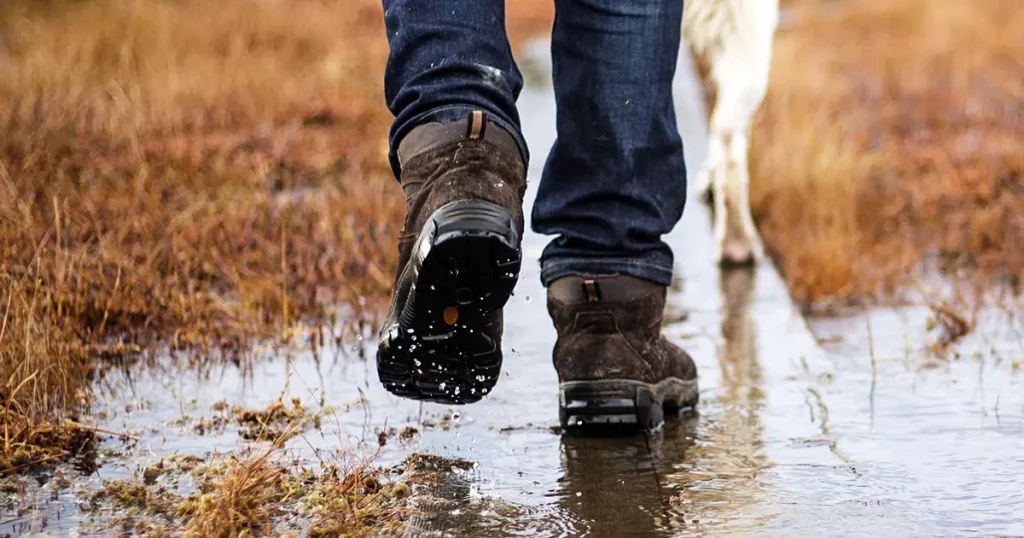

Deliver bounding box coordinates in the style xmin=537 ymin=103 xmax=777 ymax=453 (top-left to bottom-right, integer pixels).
xmin=548 ymin=275 xmax=699 ymax=429
xmin=377 ymin=111 xmax=526 ymax=404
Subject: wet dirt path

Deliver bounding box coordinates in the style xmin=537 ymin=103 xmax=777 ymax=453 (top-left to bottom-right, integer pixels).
xmin=5 ymin=44 xmax=1023 ymax=538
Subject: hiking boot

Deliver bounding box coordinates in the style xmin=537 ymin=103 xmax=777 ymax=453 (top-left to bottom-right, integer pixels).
xmin=377 ymin=111 xmax=526 ymax=404
xmin=548 ymin=275 xmax=699 ymax=429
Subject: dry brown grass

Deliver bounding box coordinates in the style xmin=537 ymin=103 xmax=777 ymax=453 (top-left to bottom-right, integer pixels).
xmin=179 ymin=451 xmax=290 ymax=538
xmin=1 ymin=280 xmax=98 ymax=471
xmin=83 ymin=446 xmax=410 ymax=536
xmin=180 ymin=449 xmax=412 ymax=537
xmin=751 ymin=0 xmax=1024 ymax=307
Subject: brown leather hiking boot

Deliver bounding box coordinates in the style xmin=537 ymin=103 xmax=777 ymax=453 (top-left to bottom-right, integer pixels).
xmin=377 ymin=111 xmax=527 ymax=404
xmin=548 ymin=275 xmax=699 ymax=429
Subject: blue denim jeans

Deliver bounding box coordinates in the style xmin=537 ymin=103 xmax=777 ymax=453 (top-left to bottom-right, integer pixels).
xmin=382 ymin=0 xmax=688 ymax=287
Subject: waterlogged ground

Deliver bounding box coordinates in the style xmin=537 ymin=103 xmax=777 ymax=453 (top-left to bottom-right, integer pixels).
xmin=3 ymin=47 xmax=1024 ymax=537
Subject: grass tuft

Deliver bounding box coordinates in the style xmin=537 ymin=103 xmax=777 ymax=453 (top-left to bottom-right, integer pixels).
xmin=179 ymin=451 xmax=290 ymax=538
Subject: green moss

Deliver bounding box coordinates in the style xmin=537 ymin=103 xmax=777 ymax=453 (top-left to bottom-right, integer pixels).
xmin=390 ymin=482 xmax=410 ymax=499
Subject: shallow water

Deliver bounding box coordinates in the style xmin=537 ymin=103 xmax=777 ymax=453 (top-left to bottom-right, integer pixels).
xmin=4 ymin=46 xmax=1023 ymax=538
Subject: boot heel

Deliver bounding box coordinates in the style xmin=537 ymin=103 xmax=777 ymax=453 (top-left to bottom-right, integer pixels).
xmin=377 ymin=199 xmax=522 ymax=404
xmin=560 ymin=378 xmax=699 ymax=430
xmin=560 ymin=380 xmax=663 ymax=430
xmin=415 ymin=199 xmax=521 ymax=314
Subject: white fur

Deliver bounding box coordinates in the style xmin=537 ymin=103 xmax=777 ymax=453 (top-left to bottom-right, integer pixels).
xmin=683 ymin=0 xmax=779 ymax=265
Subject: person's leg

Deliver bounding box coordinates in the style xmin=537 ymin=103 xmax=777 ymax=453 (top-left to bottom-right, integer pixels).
xmin=382 ymin=0 xmax=528 ymax=174
xmin=538 ymin=0 xmax=698 ymax=430
xmin=377 ymin=0 xmax=529 ymax=405
xmin=533 ymin=0 xmax=688 ymax=287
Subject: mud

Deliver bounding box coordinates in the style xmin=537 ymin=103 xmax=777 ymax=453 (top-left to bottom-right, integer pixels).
xmin=2 ymin=44 xmax=1022 ymax=538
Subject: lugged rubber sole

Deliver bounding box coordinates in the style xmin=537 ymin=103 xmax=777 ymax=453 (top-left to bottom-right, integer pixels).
xmin=559 ymin=378 xmax=699 ymax=430
xmin=377 ymin=199 xmax=521 ymax=404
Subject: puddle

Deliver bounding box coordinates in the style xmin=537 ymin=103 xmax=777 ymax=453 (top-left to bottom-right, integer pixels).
xmin=4 ymin=44 xmax=1023 ymax=538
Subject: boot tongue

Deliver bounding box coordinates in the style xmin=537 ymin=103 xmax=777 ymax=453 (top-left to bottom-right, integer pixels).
xmin=548 ymin=275 xmax=662 ymax=304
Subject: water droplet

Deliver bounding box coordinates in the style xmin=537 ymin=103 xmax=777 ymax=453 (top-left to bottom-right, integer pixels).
xmin=524 ymin=295 xmax=532 ymax=303
xmin=357 ymin=335 xmax=364 ymax=341
xmin=452 ymin=412 xmax=462 ymax=422
xmin=439 ymin=382 xmax=447 ymax=391
xmin=476 ymin=375 xmax=486 ymax=382
xmin=414 ymin=359 xmax=421 ymax=366
xmin=406 ymin=328 xmax=415 ymax=334
xmin=454 ymin=386 xmax=461 ymax=395
xmin=576 ymin=491 xmax=582 ymax=497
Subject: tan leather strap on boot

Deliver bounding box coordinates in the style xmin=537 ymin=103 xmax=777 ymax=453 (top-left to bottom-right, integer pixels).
xmin=397 ymin=110 xmax=521 ymax=169
xmin=549 ymin=275 xmax=662 ymax=304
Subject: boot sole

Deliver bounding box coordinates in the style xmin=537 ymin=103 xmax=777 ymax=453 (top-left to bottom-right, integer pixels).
xmin=559 ymin=378 xmax=699 ymax=430
xmin=377 ymin=199 xmax=521 ymax=404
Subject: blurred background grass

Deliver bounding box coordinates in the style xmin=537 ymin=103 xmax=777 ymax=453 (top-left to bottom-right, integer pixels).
xmin=753 ymin=0 xmax=1024 ymax=307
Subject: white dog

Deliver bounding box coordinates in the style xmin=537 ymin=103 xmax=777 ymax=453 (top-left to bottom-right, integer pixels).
xmin=684 ymin=0 xmax=779 ymax=266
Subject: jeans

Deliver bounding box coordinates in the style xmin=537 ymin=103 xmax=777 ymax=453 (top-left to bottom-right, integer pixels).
xmin=382 ymin=0 xmax=688 ymax=287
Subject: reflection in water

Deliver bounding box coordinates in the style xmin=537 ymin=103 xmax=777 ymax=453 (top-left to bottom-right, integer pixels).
xmin=553 ymin=268 xmax=772 ymax=537
xmin=557 ymin=420 xmax=698 ymax=537
xmin=659 ymin=268 xmax=772 ymax=535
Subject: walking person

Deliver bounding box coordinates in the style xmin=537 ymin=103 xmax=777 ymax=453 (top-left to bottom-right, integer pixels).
xmin=376 ymin=0 xmax=698 ymax=429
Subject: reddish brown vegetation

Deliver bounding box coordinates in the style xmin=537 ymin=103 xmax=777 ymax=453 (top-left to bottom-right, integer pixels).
xmin=751 ymin=0 xmax=1024 ymax=307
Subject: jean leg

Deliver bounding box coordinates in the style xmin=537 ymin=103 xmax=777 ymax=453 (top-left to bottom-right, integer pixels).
xmin=532 ymin=0 xmax=687 ymax=286
xmin=382 ymin=0 xmax=529 ymax=176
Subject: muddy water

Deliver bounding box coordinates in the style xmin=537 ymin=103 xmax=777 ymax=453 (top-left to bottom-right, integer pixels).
xmin=5 ymin=46 xmax=1024 ymax=537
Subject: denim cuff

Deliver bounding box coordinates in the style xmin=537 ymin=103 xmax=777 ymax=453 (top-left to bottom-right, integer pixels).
xmin=540 ymin=256 xmax=675 ymax=287
xmin=388 ymin=105 xmax=530 ymax=177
